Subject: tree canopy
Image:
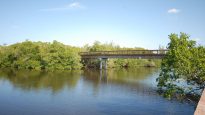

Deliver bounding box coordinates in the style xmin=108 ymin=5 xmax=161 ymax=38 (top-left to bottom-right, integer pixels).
xmin=0 ymin=40 xmax=82 ymax=70
xmin=157 ymin=33 xmax=205 ymax=98
xmin=0 ymin=40 xmax=162 ymax=70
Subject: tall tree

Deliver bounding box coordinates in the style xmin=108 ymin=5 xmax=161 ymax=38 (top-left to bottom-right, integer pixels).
xmin=157 ymin=33 xmax=205 ymax=98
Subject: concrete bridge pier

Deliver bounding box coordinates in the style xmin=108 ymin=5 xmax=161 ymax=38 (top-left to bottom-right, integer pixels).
xmin=99 ymin=58 xmax=108 ymax=70
xmin=100 ymin=58 xmax=102 ymax=70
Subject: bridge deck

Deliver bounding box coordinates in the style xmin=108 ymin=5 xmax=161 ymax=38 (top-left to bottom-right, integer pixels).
xmin=79 ymin=50 xmax=168 ymax=59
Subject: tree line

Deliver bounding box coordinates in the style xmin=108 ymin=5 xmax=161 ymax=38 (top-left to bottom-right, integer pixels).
xmin=0 ymin=40 xmax=82 ymax=70
xmin=0 ymin=40 xmax=161 ymax=71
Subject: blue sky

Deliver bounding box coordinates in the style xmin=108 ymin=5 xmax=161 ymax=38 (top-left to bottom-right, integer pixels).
xmin=0 ymin=0 xmax=205 ymax=49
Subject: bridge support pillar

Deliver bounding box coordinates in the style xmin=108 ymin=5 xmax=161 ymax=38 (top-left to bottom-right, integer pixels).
xmin=100 ymin=58 xmax=103 ymax=70
xmin=99 ymin=58 xmax=108 ymax=70
xmin=104 ymin=59 xmax=107 ymax=70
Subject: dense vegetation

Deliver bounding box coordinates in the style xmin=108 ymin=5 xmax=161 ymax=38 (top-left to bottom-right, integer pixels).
xmin=0 ymin=40 xmax=161 ymax=70
xmin=0 ymin=40 xmax=82 ymax=70
xmin=157 ymin=33 xmax=205 ymax=98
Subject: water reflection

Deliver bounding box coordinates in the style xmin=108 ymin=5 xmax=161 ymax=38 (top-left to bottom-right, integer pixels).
xmin=0 ymin=68 xmax=158 ymax=95
xmin=82 ymin=68 xmax=159 ymax=96
xmin=0 ymin=69 xmax=82 ymax=93
xmin=0 ymin=68 xmax=195 ymax=115
xmin=83 ymin=67 xmax=158 ymax=82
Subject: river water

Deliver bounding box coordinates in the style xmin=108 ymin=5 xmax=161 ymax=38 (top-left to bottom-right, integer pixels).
xmin=0 ymin=68 xmax=195 ymax=115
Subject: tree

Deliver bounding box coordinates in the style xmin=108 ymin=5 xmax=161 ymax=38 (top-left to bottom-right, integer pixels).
xmin=0 ymin=41 xmax=82 ymax=70
xmin=157 ymin=33 xmax=205 ymax=98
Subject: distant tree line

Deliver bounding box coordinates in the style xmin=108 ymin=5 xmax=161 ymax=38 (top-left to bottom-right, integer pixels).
xmin=0 ymin=40 xmax=82 ymax=70
xmin=0 ymin=40 xmax=162 ymax=70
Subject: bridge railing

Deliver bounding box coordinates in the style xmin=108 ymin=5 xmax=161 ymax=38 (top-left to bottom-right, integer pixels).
xmin=79 ymin=50 xmax=168 ymax=56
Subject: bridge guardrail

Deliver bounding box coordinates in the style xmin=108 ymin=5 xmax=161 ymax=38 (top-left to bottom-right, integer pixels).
xmin=79 ymin=50 xmax=168 ymax=56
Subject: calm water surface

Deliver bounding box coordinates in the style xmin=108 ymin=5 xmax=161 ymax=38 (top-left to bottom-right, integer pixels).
xmin=0 ymin=68 xmax=195 ymax=115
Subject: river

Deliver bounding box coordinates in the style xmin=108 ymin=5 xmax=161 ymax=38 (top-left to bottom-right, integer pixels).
xmin=0 ymin=68 xmax=195 ymax=115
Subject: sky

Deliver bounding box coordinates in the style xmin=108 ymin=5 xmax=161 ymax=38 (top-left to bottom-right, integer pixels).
xmin=0 ymin=0 xmax=205 ymax=49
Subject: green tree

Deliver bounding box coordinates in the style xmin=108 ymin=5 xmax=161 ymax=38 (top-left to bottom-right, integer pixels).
xmin=157 ymin=33 xmax=205 ymax=98
xmin=0 ymin=40 xmax=82 ymax=70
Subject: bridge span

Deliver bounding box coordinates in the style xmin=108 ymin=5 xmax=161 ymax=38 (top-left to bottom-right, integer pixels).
xmin=79 ymin=50 xmax=168 ymax=59
xmin=79 ymin=50 xmax=168 ymax=69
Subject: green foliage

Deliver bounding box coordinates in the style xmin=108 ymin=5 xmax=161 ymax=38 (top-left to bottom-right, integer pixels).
xmin=157 ymin=33 xmax=205 ymax=97
xmin=0 ymin=41 xmax=82 ymax=70
xmin=89 ymin=41 xmax=121 ymax=51
xmin=0 ymin=40 xmax=162 ymax=70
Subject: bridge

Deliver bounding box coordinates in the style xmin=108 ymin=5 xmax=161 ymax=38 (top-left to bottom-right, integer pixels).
xmin=79 ymin=50 xmax=168 ymax=69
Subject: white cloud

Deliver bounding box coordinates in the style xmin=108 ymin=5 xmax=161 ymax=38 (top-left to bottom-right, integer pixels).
xmin=168 ymin=8 xmax=180 ymax=14
xmin=68 ymin=2 xmax=81 ymax=8
xmin=41 ymin=2 xmax=83 ymax=11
